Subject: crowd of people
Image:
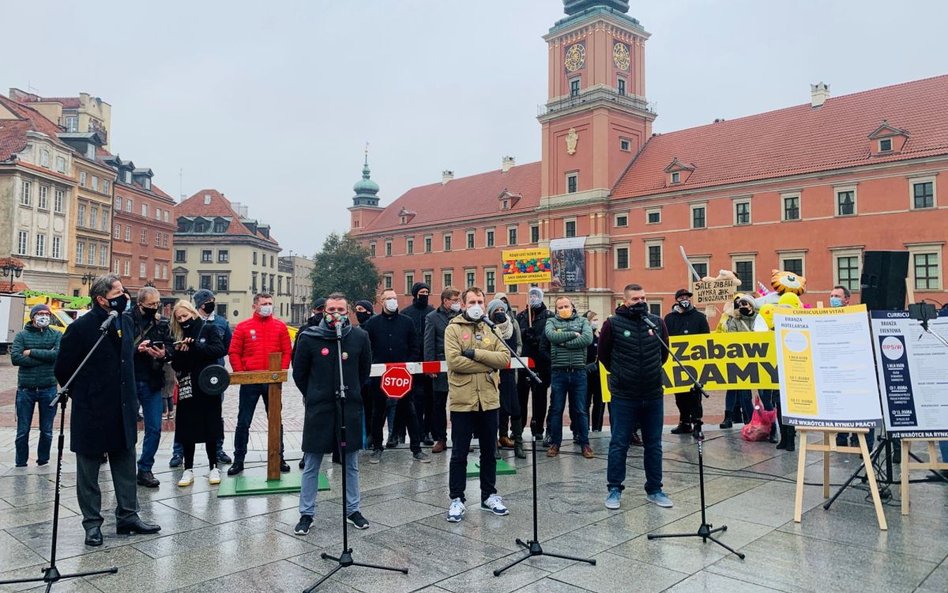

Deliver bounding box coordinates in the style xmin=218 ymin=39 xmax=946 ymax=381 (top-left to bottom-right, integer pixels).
xmin=17 ymin=273 xmax=944 ymax=549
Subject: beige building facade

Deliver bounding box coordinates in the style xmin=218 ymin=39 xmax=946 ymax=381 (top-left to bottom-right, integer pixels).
xmin=9 ymin=88 xmax=113 ymax=150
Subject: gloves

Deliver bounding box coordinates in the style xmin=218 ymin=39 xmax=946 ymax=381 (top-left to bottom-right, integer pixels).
xmin=462 ymin=349 xmax=476 ymax=360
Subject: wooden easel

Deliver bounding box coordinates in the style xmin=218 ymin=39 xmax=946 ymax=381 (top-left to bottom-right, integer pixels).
xmin=793 ymin=427 xmax=888 ymax=530
xmin=900 ymin=438 xmax=948 ymax=515
xmin=230 ymin=352 xmax=287 ymax=481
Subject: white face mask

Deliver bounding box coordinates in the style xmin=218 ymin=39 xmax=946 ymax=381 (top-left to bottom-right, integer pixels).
xmin=383 ymin=298 xmax=399 ymax=313
xmin=591 ymin=320 xmax=600 ymax=330
xmin=449 ymin=302 xmax=461 ymax=313
xmin=257 ymin=305 xmax=273 ymax=317
xmin=466 ymin=304 xmax=484 ymax=320
xmin=34 ymin=315 xmax=51 ymax=328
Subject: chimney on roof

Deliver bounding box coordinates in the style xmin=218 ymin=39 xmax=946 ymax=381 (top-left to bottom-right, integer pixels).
xmin=810 ymin=82 xmax=830 ymax=108
xmin=442 ymin=170 xmax=454 ymax=185
xmin=501 ymin=156 xmax=516 ymax=173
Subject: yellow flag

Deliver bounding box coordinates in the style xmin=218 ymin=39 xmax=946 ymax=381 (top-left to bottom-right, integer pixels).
xmin=600 ymin=362 xmax=611 ymax=403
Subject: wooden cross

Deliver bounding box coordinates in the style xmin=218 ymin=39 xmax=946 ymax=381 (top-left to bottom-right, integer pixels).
xmin=229 ymin=352 xmax=288 ymax=481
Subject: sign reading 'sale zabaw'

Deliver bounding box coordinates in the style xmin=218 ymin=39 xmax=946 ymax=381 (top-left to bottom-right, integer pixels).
xmin=661 ymin=333 xmax=778 ymax=394
xmin=689 ymin=278 xmax=741 ymax=307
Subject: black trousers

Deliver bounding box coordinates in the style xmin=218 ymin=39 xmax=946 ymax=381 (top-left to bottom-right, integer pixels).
xmin=370 ymin=378 xmax=422 ymax=453
xmin=517 ymin=367 xmax=551 ymax=436
xmin=449 ymin=409 xmax=498 ymax=503
xmin=431 ymin=390 xmax=449 ymax=442
xmin=417 ymin=376 xmax=434 ymax=437
xmin=587 ymin=367 xmax=605 ymax=431
xmin=76 ymin=446 xmax=139 ymax=531
xmin=674 ymin=390 xmax=701 ymax=425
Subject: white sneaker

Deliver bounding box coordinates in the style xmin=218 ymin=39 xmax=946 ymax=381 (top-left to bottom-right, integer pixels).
xmin=480 ymin=494 xmax=509 ymax=516
xmin=446 ymin=498 xmax=466 ymax=522
xmin=177 ymin=469 xmax=194 ymax=487
xmin=208 ymin=467 xmax=221 ymax=485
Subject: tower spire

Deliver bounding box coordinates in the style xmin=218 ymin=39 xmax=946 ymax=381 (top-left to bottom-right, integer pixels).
xmin=352 ymin=144 xmax=380 ymax=207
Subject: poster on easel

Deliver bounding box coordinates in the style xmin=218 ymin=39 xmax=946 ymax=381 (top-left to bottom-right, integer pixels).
xmin=774 ymin=304 xmax=883 ymax=428
xmin=869 ymin=310 xmax=948 ymax=438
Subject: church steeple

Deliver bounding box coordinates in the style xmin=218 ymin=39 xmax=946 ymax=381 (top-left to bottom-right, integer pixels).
xmin=352 ymin=145 xmax=380 ymax=207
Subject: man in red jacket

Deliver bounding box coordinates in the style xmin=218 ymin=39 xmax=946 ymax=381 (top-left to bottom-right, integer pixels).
xmin=227 ymin=293 xmax=292 ymax=476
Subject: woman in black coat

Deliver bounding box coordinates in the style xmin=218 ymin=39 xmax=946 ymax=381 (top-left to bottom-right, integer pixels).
xmin=170 ymin=300 xmax=226 ymax=487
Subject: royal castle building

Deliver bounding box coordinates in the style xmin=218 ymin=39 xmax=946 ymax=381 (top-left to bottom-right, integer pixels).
xmin=349 ymin=0 xmax=948 ymax=316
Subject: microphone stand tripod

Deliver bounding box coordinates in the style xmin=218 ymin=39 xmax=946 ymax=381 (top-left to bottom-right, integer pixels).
xmin=486 ymin=318 xmax=597 ymax=577
xmin=0 ymin=315 xmax=119 ymax=591
xmin=643 ymin=318 xmax=745 ymax=560
xmin=303 ymin=322 xmax=408 ymax=593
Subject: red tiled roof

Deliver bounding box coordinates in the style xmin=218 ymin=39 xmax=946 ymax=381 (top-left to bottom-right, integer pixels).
xmin=0 ymin=94 xmax=67 ymax=160
xmin=177 ymin=189 xmax=280 ymax=245
xmin=362 ymin=162 xmax=542 ymax=233
xmin=613 ymin=74 xmax=948 ymax=198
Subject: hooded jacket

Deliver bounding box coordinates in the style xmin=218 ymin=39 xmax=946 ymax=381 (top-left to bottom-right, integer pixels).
xmin=725 ymin=295 xmax=759 ymax=333
xmin=444 ymin=313 xmax=510 ymax=412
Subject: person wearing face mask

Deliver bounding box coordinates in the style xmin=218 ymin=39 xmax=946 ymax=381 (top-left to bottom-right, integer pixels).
xmin=544 ymin=297 xmax=594 ymax=458
xmin=128 ymin=286 xmax=172 ymax=488
xmin=169 ymin=289 xmax=234 ymax=468
xmin=11 ymin=304 xmax=61 ymax=468
xmin=291 ymin=293 xmax=374 ymax=534
xmin=362 ymin=289 xmax=431 ymax=464
xmin=493 ymin=292 xmax=525 ymax=458
xmin=487 ymin=298 xmax=523 ymax=459
xmin=401 ymin=282 xmax=436 ymax=446
xmin=516 ymin=286 xmax=554 ymax=442
xmin=444 ymin=287 xmax=512 ymax=522
xmin=424 ymin=288 xmax=461 ymax=453
xmin=354 ymin=300 xmax=375 ymax=325
xmin=664 ymin=289 xmax=711 ymax=435
xmin=54 ymin=274 xmax=161 ymax=547
xmin=227 ymin=292 xmax=293 ymax=476
xmin=583 ymin=311 xmax=605 ymax=433
xmin=719 ymin=294 xmax=759 ymax=429
xmin=293 ymin=297 xmax=326 ymax=356
xmin=599 ymin=283 xmax=673 ymax=510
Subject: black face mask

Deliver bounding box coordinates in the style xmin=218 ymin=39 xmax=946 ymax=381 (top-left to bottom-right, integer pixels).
xmin=107 ymin=294 xmax=128 ymax=313
xmin=201 ymin=301 xmax=216 ymax=314
xmin=414 ymin=295 xmax=429 ymax=308
xmin=492 ymin=311 xmax=507 ymax=324
xmin=739 ymin=306 xmax=753 ymax=316
xmin=629 ymin=302 xmax=648 ymax=316
xmin=356 ymin=311 xmax=372 ymax=324
xmin=140 ymin=306 xmax=159 ymax=319
xmin=180 ymin=320 xmax=193 ymax=330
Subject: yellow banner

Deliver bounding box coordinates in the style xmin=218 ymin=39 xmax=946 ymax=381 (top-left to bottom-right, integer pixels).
xmin=600 ymin=332 xmax=778 ymax=401
xmin=779 ymin=328 xmax=817 ymax=415
xmin=502 ymin=248 xmax=551 ymax=284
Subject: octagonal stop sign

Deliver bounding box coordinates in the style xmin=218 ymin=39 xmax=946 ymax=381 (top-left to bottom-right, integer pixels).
xmin=381 ymin=366 xmax=413 ymax=398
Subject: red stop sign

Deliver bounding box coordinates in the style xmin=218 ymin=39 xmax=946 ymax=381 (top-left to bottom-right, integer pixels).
xmin=381 ymin=366 xmax=413 ymax=398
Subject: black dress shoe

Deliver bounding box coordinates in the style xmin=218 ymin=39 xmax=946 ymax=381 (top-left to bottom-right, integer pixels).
xmin=227 ymin=461 xmax=244 ymax=476
xmin=136 ymin=470 xmax=160 ymax=488
xmin=85 ymin=526 xmax=103 ymax=547
xmin=216 ymin=451 xmax=233 ymax=464
xmin=116 ymin=518 xmax=161 ymax=535
xmin=280 ymin=459 xmax=291 ymax=473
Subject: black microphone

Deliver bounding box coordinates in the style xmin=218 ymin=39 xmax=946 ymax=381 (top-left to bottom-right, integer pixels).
xmin=642 ymin=315 xmax=659 ymax=331
xmin=100 ymin=310 xmax=119 ymax=332
xmin=335 ymin=319 xmax=343 ymax=339
xmin=481 ymin=316 xmax=497 ymax=328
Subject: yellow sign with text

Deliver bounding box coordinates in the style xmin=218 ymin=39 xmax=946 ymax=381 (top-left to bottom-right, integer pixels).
xmin=779 ymin=328 xmax=818 ymax=415
xmin=600 ymin=332 xmax=778 ymax=401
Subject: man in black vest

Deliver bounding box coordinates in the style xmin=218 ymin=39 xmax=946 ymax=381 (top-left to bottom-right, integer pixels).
xmin=664 ymin=288 xmax=710 ymax=435
xmin=598 ymin=283 xmax=673 ymax=510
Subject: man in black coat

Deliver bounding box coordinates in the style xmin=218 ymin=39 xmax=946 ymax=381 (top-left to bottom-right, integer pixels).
xmin=423 ymin=287 xmax=460 ymax=453
xmin=292 ymin=293 xmax=372 ymax=534
xmin=664 ymin=288 xmax=711 ymax=435
xmin=54 ymin=274 xmax=161 ymax=547
xmin=516 ymin=286 xmax=553 ymax=440
xmin=401 ymin=282 xmax=435 ymax=445
xmin=363 ymin=288 xmax=429 ymax=464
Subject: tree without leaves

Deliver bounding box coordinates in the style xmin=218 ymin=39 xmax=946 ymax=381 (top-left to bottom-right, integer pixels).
xmin=310 ymin=233 xmax=380 ymax=305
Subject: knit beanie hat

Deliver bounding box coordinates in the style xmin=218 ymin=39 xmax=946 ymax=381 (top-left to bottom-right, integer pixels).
xmin=528 ymin=287 xmax=544 ymax=301
xmin=192 ymin=289 xmax=215 ymax=309
xmin=313 ymin=297 xmax=327 ymax=311
xmin=355 ymin=300 xmax=374 ymax=315
xmin=487 ymin=299 xmax=507 ymax=317
xmin=30 ymin=304 xmax=51 ymax=319
xmin=411 ymin=282 xmax=430 ymax=298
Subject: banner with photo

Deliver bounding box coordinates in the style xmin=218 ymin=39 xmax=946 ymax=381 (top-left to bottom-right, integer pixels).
xmin=549 ymin=237 xmax=586 ymax=291
xmin=774 ymin=304 xmax=883 ymax=428
xmin=870 ymin=310 xmax=948 ymax=438
xmin=502 ymin=248 xmax=551 ymax=285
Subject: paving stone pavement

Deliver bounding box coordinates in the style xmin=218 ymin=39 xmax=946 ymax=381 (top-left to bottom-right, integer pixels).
xmin=1 ymin=357 xmax=946 ymax=592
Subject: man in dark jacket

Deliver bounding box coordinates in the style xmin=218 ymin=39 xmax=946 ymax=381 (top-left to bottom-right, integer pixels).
xmin=293 ymin=296 xmax=325 ymax=353
xmin=664 ymin=288 xmax=710 ymax=435
xmin=363 ymin=288 xmax=429 ymax=464
xmin=545 ymin=296 xmax=594 ymax=458
xmin=11 ymin=304 xmax=60 ymax=467
xmin=292 ymin=293 xmax=372 ymax=535
xmin=598 ymin=283 xmax=673 ymax=511
xmin=54 ymin=274 xmax=160 ymax=547
xmin=424 ymin=287 xmax=460 ymax=453
xmin=516 ymin=286 xmax=553 ymax=441
xmin=129 ymin=286 xmax=171 ymax=488
xmin=401 ymin=282 xmax=435 ymax=445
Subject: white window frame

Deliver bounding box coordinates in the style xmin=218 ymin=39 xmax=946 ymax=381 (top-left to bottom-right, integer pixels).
xmin=690 ymin=203 xmax=707 ymax=230
xmin=778 ymin=250 xmax=807 ymax=278
xmin=646 ymin=208 xmax=661 ymax=225
xmin=484 ymin=228 xmax=495 ymax=248
xmin=52 ymin=235 xmax=62 ymax=259
xmin=619 ymin=137 xmax=631 ymax=152
xmin=485 ymin=268 xmax=497 ymax=293
xmin=75 ymin=241 xmax=83 ymax=264
xmin=385 ymin=240 xmax=392 ymax=257
xmin=123 ymin=260 xmax=130 ymax=277
xmin=835 ymin=185 xmax=857 ymax=217
xmin=909 ymin=176 xmax=937 ymax=210
xmin=614 ymin=212 xmax=629 ymax=228
xmin=124 ymin=226 xmax=131 ymax=242
xmin=20 ymin=180 xmax=32 ymax=206
xmin=563 ymin=217 xmax=577 ymax=238
xmin=613 ymin=243 xmax=630 ymax=270
xmin=507 ymin=225 xmax=518 ymax=246
xmin=16 ymin=231 xmax=29 ymax=256
xmin=670 ymin=171 xmax=681 ymax=184
xmin=100 ymin=245 xmax=108 ymax=267
xmin=781 ymin=192 xmax=801 ymax=222
xmin=444 ymin=232 xmax=453 ymax=251
xmin=688 ymin=256 xmax=711 ymax=280
xmin=733 ymin=198 xmax=752 ymax=226
xmin=466 ymin=230 xmax=476 ymax=249
xmin=566 ymin=171 xmax=578 ymax=194
xmin=87 ymin=243 xmax=96 ymax=266
xmin=35 ymin=233 xmax=46 ymax=257
xmin=442 ymin=270 xmax=453 ymax=289
xmin=465 ymin=268 xmax=476 ymax=288
xmin=730 ymin=254 xmax=757 ymax=292
xmin=383 ymin=274 xmax=393 ymax=290
xmin=404 ymin=272 xmax=415 ymax=296
xmin=879 ymin=138 xmax=893 ymax=152
xmin=645 ymin=239 xmax=663 ymax=269
xmin=54 ymin=189 xmax=64 ymax=213
xmin=140 ymin=262 xmax=147 ymax=279
xmin=906 ymin=242 xmax=944 ymax=291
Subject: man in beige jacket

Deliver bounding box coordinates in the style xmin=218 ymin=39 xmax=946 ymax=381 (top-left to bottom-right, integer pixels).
xmin=444 ymin=287 xmax=511 ymax=522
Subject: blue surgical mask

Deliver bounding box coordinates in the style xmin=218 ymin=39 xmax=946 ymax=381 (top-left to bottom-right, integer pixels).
xmin=829 ymin=296 xmax=843 ymax=308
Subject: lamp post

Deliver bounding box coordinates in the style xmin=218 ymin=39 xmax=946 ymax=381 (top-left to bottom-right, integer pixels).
xmin=186 ymin=286 xmax=195 ymax=299
xmin=80 ymin=271 xmax=96 ymax=287
xmin=1 ymin=261 xmax=24 ymax=292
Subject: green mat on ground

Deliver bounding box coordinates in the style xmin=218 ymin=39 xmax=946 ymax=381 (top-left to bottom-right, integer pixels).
xmin=466 ymin=458 xmax=517 ymax=477
xmin=217 ymin=471 xmax=329 ymax=497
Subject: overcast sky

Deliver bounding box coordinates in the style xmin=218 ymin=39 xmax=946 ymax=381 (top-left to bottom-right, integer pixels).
xmin=6 ymin=1 xmax=947 ymax=257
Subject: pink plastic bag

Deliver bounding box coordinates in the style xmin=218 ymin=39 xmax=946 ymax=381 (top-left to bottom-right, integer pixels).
xmin=741 ymin=396 xmax=777 ymax=442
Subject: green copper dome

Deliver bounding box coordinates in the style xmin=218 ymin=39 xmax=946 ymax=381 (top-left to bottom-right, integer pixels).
xmin=352 ymin=149 xmax=380 ymax=207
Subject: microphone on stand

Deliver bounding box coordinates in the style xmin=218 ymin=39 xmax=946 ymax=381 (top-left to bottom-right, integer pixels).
xmin=99 ymin=310 xmax=119 ymax=333
xmin=481 ymin=317 xmax=497 ymax=329
xmin=642 ymin=315 xmax=659 ymax=331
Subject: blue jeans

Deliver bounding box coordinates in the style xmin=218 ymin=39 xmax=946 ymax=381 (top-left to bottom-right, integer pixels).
xmin=299 ymin=451 xmax=359 ymax=516
xmin=607 ymin=397 xmax=664 ymax=495
xmin=549 ymin=369 xmax=589 ymax=446
xmin=725 ymin=389 xmax=754 ymax=422
xmin=136 ymin=381 xmax=163 ymax=473
xmin=173 ymin=393 xmax=226 ymax=458
xmin=233 ymin=384 xmax=284 ymax=462
xmin=15 ymin=386 xmax=57 ymax=466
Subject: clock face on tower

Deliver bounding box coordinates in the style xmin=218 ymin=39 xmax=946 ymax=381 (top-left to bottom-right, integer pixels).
xmin=613 ymin=42 xmax=631 ymax=71
xmin=565 ymin=43 xmax=586 ymax=72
